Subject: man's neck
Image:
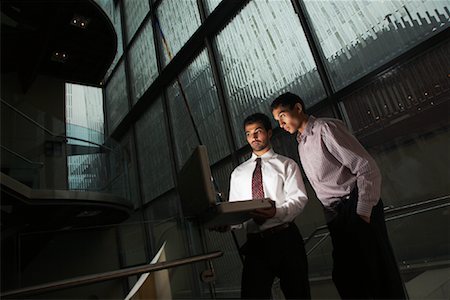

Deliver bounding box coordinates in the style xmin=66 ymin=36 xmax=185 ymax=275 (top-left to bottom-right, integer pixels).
xmin=254 ymin=146 xmax=271 ymax=157
xmin=297 ymin=115 xmax=309 ymax=134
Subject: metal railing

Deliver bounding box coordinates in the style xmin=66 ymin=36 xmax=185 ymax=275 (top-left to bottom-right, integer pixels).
xmin=1 ymin=251 xmax=223 ymax=298
xmin=304 ymin=195 xmax=450 ymax=255
xmin=0 ymin=145 xmax=44 ymax=167
xmin=1 ymin=98 xmax=127 ymax=195
xmin=1 ymin=98 xmax=112 ymax=151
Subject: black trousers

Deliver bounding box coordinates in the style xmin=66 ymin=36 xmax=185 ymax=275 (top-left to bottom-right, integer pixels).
xmin=240 ymin=223 xmax=310 ymax=299
xmin=327 ymin=193 xmax=407 ymax=299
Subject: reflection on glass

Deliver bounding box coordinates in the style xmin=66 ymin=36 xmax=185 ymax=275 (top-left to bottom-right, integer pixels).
xmin=167 ymin=49 xmax=230 ymax=167
xmin=205 ymin=0 xmax=222 ymax=14
xmin=144 ymin=192 xmax=201 ymax=299
xmin=338 ymin=39 xmax=449 ymax=147
xmin=215 ymin=0 xmax=326 ymax=147
xmin=305 ymin=234 xmax=334 ymax=278
xmin=122 ymin=0 xmax=150 ymax=43
xmin=156 ymin=0 xmax=201 ymax=66
xmin=129 ymin=19 xmax=159 ymax=104
xmin=204 ymin=161 xmax=243 ymax=296
xmin=119 ymin=131 xmax=141 ymax=209
xmin=65 ymin=83 xmax=104 ymax=144
xmin=303 ymin=0 xmax=450 ymax=90
xmin=333 ymin=39 xmax=450 ymax=298
xmin=387 ymin=206 xmax=450 ymax=268
xmin=135 ymin=97 xmax=174 ymax=203
xmin=96 ymin=0 xmax=124 ymax=80
xmin=211 ymin=160 xmax=234 ymax=201
xmin=118 ymin=213 xmax=148 ymax=266
xmin=65 ymin=84 xmax=127 ymax=197
xmin=105 ymin=62 xmax=128 ymax=132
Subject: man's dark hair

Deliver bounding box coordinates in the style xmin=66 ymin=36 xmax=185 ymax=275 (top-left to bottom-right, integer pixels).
xmin=271 ymin=92 xmax=306 ymax=114
xmin=243 ymin=113 xmax=272 ymax=131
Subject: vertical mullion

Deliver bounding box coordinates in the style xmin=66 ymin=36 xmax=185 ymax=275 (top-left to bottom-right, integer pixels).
xmin=153 ymin=3 xmax=206 ymax=297
xmin=197 ymin=0 xmax=240 ymax=168
xmin=118 ymin=0 xmax=153 ymax=267
xmin=151 ymin=4 xmax=179 ymax=187
xmin=291 ymin=0 xmax=343 ymax=119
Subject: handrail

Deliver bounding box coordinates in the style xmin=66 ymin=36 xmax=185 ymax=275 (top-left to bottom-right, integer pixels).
xmin=1 ymin=251 xmax=223 ymax=298
xmin=0 ymin=98 xmax=112 ymax=151
xmin=304 ymin=195 xmax=450 ymax=254
xmin=0 ymin=145 xmax=44 ymax=167
xmin=68 ymin=172 xmax=124 ymax=192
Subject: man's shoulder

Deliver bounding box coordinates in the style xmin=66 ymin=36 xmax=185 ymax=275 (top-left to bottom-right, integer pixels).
xmin=231 ymin=158 xmax=253 ymax=175
xmin=314 ymin=117 xmax=344 ymax=127
xmin=272 ymin=152 xmax=296 ymax=165
xmin=312 ymin=117 xmax=346 ymax=133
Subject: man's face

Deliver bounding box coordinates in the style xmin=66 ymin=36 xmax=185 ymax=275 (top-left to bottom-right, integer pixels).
xmin=272 ymin=104 xmax=302 ymax=134
xmin=245 ymin=122 xmax=272 ymax=152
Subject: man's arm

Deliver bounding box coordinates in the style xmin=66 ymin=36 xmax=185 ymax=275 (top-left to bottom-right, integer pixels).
xmin=250 ymin=162 xmax=308 ymax=222
xmin=321 ymin=121 xmax=382 ymax=221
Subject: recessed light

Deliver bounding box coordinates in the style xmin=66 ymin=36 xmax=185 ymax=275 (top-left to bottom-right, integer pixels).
xmin=70 ymin=15 xmax=90 ymax=29
xmin=51 ymin=51 xmax=68 ymax=63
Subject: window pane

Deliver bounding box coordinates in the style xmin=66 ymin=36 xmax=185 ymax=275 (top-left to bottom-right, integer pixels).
xmin=144 ymin=192 xmax=203 ymax=298
xmin=167 ymin=50 xmax=230 ymax=167
xmin=205 ymin=0 xmax=221 ymax=14
xmin=122 ymin=0 xmax=150 ymax=43
xmin=302 ymin=0 xmax=450 ymax=90
xmin=135 ymin=97 xmax=174 ymax=202
xmin=200 ymin=160 xmax=240 ymax=296
xmin=339 ymin=40 xmax=450 ymax=268
xmin=96 ymin=0 xmax=124 ymax=81
xmin=156 ymin=0 xmax=201 ymax=66
xmin=65 ymin=83 xmax=105 ymax=192
xmin=340 ymin=39 xmax=449 ymax=139
xmin=118 ymin=212 xmax=148 ymax=266
xmin=119 ymin=131 xmax=141 ymax=209
xmin=105 ymin=62 xmax=128 ymax=133
xmin=128 ymin=19 xmax=158 ymax=104
xmin=215 ymin=0 xmax=326 ymax=148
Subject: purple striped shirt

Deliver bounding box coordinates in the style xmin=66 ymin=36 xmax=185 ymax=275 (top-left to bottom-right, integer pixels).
xmin=297 ymin=116 xmax=381 ymax=218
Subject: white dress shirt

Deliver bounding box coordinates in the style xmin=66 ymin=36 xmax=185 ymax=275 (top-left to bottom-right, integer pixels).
xmin=228 ymin=148 xmax=308 ymax=233
xmin=297 ymin=116 xmax=382 ymax=218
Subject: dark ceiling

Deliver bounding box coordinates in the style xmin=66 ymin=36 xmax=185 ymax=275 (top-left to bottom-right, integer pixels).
xmin=1 ymin=0 xmax=117 ymax=91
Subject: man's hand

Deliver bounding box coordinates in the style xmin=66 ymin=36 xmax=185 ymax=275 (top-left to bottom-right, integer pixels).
xmin=358 ymin=214 xmax=370 ymax=224
xmin=250 ymin=200 xmax=276 ymax=220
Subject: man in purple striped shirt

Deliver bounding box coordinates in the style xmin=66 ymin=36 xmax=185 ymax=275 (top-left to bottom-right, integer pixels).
xmin=271 ymin=92 xmax=406 ymax=299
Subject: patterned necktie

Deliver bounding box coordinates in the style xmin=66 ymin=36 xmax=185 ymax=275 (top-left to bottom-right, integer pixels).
xmin=252 ymin=158 xmax=264 ymax=199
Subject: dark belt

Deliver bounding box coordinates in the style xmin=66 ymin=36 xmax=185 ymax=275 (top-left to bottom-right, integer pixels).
xmin=324 ymin=188 xmax=358 ymax=222
xmin=248 ymin=222 xmax=292 ymax=239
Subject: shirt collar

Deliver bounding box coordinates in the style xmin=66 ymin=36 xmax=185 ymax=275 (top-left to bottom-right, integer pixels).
xmin=251 ymin=148 xmax=275 ymax=161
xmin=296 ymin=116 xmax=316 ymax=143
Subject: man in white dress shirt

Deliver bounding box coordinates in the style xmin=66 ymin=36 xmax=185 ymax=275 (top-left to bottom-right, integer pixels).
xmin=271 ymin=92 xmax=406 ymax=299
xmin=226 ymin=113 xmax=310 ymax=299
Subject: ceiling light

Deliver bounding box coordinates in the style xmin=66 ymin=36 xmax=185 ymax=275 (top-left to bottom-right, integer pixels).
xmin=51 ymin=51 xmax=68 ymax=63
xmin=70 ymin=15 xmax=90 ymax=29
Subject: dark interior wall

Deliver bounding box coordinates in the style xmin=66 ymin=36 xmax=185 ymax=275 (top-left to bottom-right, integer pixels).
xmin=19 ymin=228 xmax=123 ymax=299
xmin=1 ymin=72 xmax=68 ymax=189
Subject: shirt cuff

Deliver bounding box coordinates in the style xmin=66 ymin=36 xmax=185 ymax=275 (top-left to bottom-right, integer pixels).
xmin=274 ymin=204 xmax=287 ymax=220
xmin=356 ymin=200 xmax=373 ymax=218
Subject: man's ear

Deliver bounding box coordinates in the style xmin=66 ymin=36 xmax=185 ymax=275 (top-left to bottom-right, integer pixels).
xmin=268 ymin=129 xmax=273 ymax=139
xmin=295 ymin=103 xmax=303 ymax=113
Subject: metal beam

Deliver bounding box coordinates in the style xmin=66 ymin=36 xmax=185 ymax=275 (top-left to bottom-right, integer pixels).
xmin=110 ymin=0 xmax=249 ymax=140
